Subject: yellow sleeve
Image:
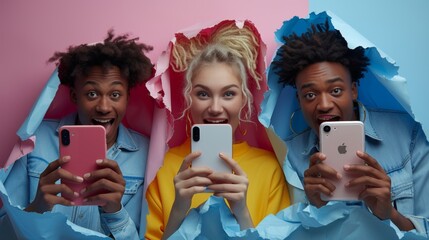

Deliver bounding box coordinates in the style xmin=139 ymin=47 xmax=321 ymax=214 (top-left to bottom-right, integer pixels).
xmin=239 ymin=147 xmax=290 ymax=224
xmin=145 ymin=176 xmax=165 ymax=240
xmin=145 ymin=146 xmax=186 ymax=239
xmin=267 ymin=161 xmax=290 ymax=215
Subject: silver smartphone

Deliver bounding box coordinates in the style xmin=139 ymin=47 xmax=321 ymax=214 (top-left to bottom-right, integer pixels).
xmin=191 ymin=124 xmax=232 ymax=173
xmin=319 ymin=121 xmax=365 ymax=201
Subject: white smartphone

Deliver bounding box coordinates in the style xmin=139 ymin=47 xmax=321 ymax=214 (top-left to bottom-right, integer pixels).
xmin=190 ymin=124 xmax=232 ymax=173
xmin=59 ymin=125 xmax=107 ymax=205
xmin=319 ymin=121 xmax=365 ymax=201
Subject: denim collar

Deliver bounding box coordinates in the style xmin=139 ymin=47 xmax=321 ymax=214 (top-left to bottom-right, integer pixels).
xmin=56 ymin=113 xmax=140 ymax=152
xmin=302 ymin=103 xmax=382 ymax=155
xmin=359 ymin=103 xmax=382 ymax=141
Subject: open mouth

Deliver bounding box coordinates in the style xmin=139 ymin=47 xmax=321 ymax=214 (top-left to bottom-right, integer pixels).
xmin=317 ymin=116 xmax=340 ymax=126
xmin=203 ymin=119 xmax=228 ymax=124
xmin=92 ymin=118 xmax=114 ymax=127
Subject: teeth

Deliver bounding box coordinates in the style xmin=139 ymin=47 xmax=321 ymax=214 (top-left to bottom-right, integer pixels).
xmin=94 ymin=119 xmax=111 ymax=123
xmin=207 ymin=120 xmax=226 ymax=123
xmin=319 ymin=116 xmax=335 ymax=121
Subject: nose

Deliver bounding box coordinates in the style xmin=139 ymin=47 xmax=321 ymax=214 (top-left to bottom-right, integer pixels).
xmin=316 ymin=93 xmax=334 ymax=112
xmin=208 ymin=98 xmax=223 ymax=115
xmin=95 ymin=96 xmax=112 ymax=114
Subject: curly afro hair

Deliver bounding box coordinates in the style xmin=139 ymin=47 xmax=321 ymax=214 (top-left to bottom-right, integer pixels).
xmin=48 ymin=29 xmax=154 ymax=89
xmin=272 ymin=20 xmax=369 ymax=87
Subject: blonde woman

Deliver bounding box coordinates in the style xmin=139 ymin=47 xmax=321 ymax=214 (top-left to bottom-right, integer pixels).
xmin=145 ymin=21 xmax=290 ymax=239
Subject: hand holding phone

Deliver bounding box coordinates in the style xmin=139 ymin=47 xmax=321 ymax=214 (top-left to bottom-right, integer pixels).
xmin=191 ymin=124 xmax=232 ymax=173
xmin=59 ymin=125 xmax=106 ymax=205
xmin=319 ymin=121 xmax=365 ymax=201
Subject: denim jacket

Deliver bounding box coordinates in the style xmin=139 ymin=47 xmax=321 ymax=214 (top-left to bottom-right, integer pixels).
xmin=0 ymin=113 xmax=149 ymax=239
xmin=284 ymin=104 xmax=429 ymax=237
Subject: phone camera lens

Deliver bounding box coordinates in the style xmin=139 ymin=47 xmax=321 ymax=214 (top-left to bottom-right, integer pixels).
xmin=61 ymin=129 xmax=70 ymax=146
xmin=192 ymin=126 xmax=200 ymax=142
xmin=323 ymin=125 xmax=331 ymax=133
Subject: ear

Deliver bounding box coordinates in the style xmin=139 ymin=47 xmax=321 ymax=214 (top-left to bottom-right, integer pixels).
xmin=70 ymin=88 xmax=77 ymax=104
xmin=351 ymin=82 xmax=358 ymax=100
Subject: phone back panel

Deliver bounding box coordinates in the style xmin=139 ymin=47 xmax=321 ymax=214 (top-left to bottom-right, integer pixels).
xmin=59 ymin=125 xmax=106 ymax=204
xmin=319 ymin=121 xmax=364 ymax=201
xmin=191 ymin=124 xmax=232 ymax=173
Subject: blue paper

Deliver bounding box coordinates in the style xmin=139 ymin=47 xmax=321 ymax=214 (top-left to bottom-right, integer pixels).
xmin=169 ymin=196 xmax=426 ymax=239
xmin=0 ymin=180 xmax=110 ymax=239
xmin=169 ymin=196 xmax=262 ymax=240
xmin=255 ymin=201 xmax=426 ymax=240
xmin=259 ymin=11 xmax=418 ymax=141
xmin=16 ymin=69 xmax=61 ymax=141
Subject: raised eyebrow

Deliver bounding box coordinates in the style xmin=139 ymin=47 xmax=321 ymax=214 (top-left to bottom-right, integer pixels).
xmin=83 ymin=80 xmax=125 ymax=87
xmin=299 ymin=77 xmax=344 ymax=91
xmin=326 ymin=77 xmax=344 ymax=85
xmin=299 ymin=82 xmax=314 ymax=91
xmin=193 ymin=84 xmax=240 ymax=91
xmin=193 ymin=84 xmax=209 ymax=91
xmin=222 ymin=84 xmax=240 ymax=91
xmin=82 ymin=80 xmax=97 ymax=87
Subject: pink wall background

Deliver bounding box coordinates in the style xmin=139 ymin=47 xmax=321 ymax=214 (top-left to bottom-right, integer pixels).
xmin=0 ymin=0 xmax=307 ymax=165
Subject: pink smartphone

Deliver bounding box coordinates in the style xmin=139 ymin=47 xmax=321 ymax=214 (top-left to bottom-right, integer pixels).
xmin=319 ymin=121 xmax=365 ymax=201
xmin=191 ymin=124 xmax=232 ymax=173
xmin=59 ymin=125 xmax=106 ymax=205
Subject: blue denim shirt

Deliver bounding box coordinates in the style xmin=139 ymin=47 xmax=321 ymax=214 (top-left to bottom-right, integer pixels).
xmin=1 ymin=113 xmax=149 ymax=239
xmin=284 ymin=104 xmax=429 ymax=237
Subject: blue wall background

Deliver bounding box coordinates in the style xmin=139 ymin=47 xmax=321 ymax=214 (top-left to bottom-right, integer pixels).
xmin=310 ymin=0 xmax=429 ymax=134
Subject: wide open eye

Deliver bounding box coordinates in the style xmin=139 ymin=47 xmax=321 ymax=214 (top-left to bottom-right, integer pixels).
xmin=331 ymin=87 xmax=343 ymax=96
xmin=87 ymin=91 xmax=98 ymax=99
xmin=111 ymin=91 xmax=121 ymax=99
xmin=224 ymin=90 xmax=236 ymax=99
xmin=303 ymin=92 xmax=316 ymax=100
xmin=196 ymin=91 xmax=209 ymax=99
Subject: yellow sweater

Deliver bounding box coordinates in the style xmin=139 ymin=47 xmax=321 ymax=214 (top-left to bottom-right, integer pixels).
xmin=145 ymin=139 xmax=290 ymax=239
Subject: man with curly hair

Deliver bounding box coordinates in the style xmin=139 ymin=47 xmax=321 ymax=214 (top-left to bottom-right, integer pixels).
xmin=271 ymin=18 xmax=429 ymax=236
xmin=0 ymin=30 xmax=154 ymax=239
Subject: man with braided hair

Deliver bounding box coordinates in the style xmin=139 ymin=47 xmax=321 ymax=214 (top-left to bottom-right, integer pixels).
xmin=0 ymin=30 xmax=154 ymax=239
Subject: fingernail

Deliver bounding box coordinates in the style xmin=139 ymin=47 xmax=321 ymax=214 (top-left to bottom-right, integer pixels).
xmin=337 ymin=173 xmax=342 ymax=179
xmin=80 ymin=188 xmax=86 ymax=194
xmin=83 ymin=198 xmax=88 ymax=203
xmin=83 ymin=173 xmax=90 ymax=179
xmin=74 ymin=192 xmax=79 ymax=197
xmin=62 ymin=156 xmax=71 ymax=162
xmin=344 ymin=164 xmax=350 ymax=170
xmin=219 ymin=153 xmax=224 ymax=157
xmin=75 ymin=176 xmax=84 ymax=182
xmin=96 ymin=159 xmax=103 ymax=164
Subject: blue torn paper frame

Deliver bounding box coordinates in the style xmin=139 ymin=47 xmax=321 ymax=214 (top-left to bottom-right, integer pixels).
xmin=169 ymin=196 xmax=425 ymax=240
xmin=259 ymin=11 xmax=421 ymax=141
xmin=0 ymin=179 xmax=110 ymax=239
xmin=169 ymin=196 xmax=259 ymax=240
xmin=16 ymin=69 xmax=61 ymax=141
